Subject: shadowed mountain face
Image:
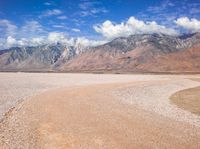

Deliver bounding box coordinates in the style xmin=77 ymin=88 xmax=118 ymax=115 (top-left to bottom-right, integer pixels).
xmin=0 ymin=43 xmax=78 ymax=71
xmin=0 ymin=33 xmax=200 ymax=72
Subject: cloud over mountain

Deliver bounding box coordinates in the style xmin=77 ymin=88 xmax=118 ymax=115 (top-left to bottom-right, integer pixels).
xmin=1 ymin=0 xmax=200 ymax=51
xmin=2 ymin=32 xmax=106 ymax=49
xmin=1 ymin=15 xmax=200 ymax=50
xmin=175 ymin=17 xmax=200 ymax=33
xmin=93 ymin=17 xmax=178 ymax=39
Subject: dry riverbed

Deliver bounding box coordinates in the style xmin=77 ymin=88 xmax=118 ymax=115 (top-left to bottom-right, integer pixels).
xmin=0 ymin=73 xmax=200 ymax=148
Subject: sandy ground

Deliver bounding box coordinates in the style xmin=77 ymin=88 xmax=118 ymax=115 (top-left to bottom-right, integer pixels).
xmin=0 ymin=73 xmax=165 ymax=121
xmin=170 ymin=78 xmax=200 ymax=116
xmin=113 ymin=78 xmax=200 ymax=126
xmin=0 ymin=73 xmax=200 ymax=148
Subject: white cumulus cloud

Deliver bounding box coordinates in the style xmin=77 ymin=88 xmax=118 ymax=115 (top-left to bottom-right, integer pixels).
xmin=174 ymin=17 xmax=200 ymax=33
xmin=7 ymin=36 xmax=17 ymax=47
xmin=93 ymin=16 xmax=178 ymax=39
xmin=75 ymin=37 xmax=107 ymax=47
xmin=30 ymin=37 xmax=46 ymax=45
xmin=47 ymin=32 xmax=106 ymax=47
xmin=48 ymin=32 xmax=68 ymax=43
xmin=5 ymin=37 xmax=45 ymax=48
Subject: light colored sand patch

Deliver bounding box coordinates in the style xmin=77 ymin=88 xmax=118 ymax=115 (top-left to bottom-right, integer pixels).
xmin=1 ymin=83 xmax=200 ymax=148
xmin=113 ymin=78 xmax=200 ymax=126
xmin=1 ymin=73 xmax=200 ymax=148
xmin=0 ymin=72 xmax=170 ymax=120
xmin=170 ymin=79 xmax=200 ymax=116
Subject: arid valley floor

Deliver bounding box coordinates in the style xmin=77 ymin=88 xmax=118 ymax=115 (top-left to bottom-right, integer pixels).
xmin=0 ymin=73 xmax=200 ymax=148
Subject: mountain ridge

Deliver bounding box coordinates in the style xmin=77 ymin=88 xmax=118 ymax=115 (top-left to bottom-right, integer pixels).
xmin=0 ymin=33 xmax=200 ymax=73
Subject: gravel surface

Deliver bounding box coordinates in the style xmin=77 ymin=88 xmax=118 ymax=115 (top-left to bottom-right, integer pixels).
xmin=1 ymin=73 xmax=200 ymax=148
xmin=0 ymin=72 xmax=200 ymax=123
xmin=113 ymin=78 xmax=200 ymax=126
xmin=0 ymin=72 xmax=169 ymax=120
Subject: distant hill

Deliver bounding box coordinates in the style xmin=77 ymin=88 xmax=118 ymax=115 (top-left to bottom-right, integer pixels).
xmin=138 ymin=43 xmax=200 ymax=72
xmin=0 ymin=33 xmax=200 ymax=73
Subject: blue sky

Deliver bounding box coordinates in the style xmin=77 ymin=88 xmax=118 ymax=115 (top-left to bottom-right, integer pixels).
xmin=0 ymin=0 xmax=200 ymax=49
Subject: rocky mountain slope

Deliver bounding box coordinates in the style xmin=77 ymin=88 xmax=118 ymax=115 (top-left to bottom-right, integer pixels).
xmin=0 ymin=43 xmax=81 ymax=71
xmin=138 ymin=43 xmax=200 ymax=72
xmin=0 ymin=33 xmax=200 ymax=73
xmin=60 ymin=33 xmax=200 ymax=72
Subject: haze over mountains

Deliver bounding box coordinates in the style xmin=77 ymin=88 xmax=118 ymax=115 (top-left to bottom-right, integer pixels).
xmin=0 ymin=32 xmax=200 ymax=73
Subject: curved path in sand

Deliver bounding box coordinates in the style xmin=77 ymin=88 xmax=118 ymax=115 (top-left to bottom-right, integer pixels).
xmin=0 ymin=73 xmax=200 ymax=148
xmin=170 ymin=79 xmax=200 ymax=116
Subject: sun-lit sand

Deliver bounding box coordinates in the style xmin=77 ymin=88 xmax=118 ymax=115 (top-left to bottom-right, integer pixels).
xmin=0 ymin=73 xmax=200 ymax=148
xmin=170 ymin=78 xmax=200 ymax=116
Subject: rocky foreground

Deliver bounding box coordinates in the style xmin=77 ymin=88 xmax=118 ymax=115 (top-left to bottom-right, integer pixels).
xmin=0 ymin=73 xmax=200 ymax=148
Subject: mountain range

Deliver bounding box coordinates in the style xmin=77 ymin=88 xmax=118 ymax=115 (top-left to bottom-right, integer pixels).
xmin=0 ymin=33 xmax=200 ymax=73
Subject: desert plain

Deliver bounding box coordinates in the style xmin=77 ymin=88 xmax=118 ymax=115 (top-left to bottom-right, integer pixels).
xmin=0 ymin=72 xmax=200 ymax=148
